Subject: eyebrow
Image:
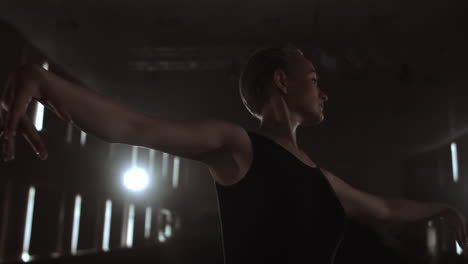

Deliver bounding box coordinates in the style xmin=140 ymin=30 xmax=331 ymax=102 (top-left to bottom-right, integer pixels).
xmin=307 ymin=70 xmax=319 ymax=79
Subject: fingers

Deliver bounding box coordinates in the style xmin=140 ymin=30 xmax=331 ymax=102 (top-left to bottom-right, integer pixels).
xmin=1 ymin=115 xmax=48 ymax=162
xmin=1 ymin=71 xmax=14 ymax=103
xmin=2 ymin=71 xmax=39 ymax=161
xmin=2 ymin=128 xmax=16 ymax=161
xmin=1 ymin=73 xmax=15 ymax=136
xmin=55 ymin=104 xmax=72 ymax=122
xmin=1 ymin=72 xmax=16 ymax=112
xmin=3 ymin=92 xmax=32 ymax=160
xmin=0 ymin=78 xmax=8 ymax=153
xmin=0 ymin=109 xmax=4 ymax=139
xmin=40 ymin=98 xmax=71 ymax=122
xmin=1 ymin=73 xmax=17 ymax=161
xmin=1 ymin=106 xmax=48 ymax=162
xmin=20 ymin=115 xmax=48 ymax=160
xmin=1 ymin=110 xmax=48 ymax=161
xmin=1 ymin=68 xmax=51 ymax=162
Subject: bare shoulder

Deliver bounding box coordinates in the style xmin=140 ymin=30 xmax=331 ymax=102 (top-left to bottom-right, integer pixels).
xmin=200 ymin=122 xmax=253 ymax=186
xmin=319 ymin=168 xmax=344 ymax=189
xmin=318 ymin=168 xmax=359 ymax=201
xmin=319 ymin=168 xmax=334 ymax=182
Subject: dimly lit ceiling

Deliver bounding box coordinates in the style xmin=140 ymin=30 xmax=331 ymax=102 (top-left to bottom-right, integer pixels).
xmin=1 ymin=0 xmax=468 ymax=163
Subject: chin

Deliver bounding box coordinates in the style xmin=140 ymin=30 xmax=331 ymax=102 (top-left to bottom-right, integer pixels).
xmin=301 ymin=114 xmax=324 ymax=127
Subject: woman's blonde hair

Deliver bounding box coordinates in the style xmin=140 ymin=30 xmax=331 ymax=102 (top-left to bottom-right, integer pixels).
xmin=239 ymin=43 xmax=301 ymax=121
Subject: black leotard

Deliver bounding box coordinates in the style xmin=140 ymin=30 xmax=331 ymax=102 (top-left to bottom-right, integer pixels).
xmin=215 ymin=129 xmax=348 ymax=263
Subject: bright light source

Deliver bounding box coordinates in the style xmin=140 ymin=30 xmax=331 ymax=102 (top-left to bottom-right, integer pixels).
xmin=172 ymin=157 xmax=180 ymax=189
xmin=66 ymin=123 xmax=73 ymax=143
xmin=144 ymin=206 xmax=152 ymax=239
xmin=162 ymin=153 xmax=169 ymax=179
xmin=131 ymin=146 xmax=138 ymax=167
xmin=123 ymin=168 xmax=149 ymax=191
xmin=148 ymin=149 xmax=155 ymax=176
xmin=102 ymin=200 xmax=112 ymax=252
xmin=71 ymin=195 xmax=82 ymax=255
xmin=32 ymin=61 xmax=48 ymax=132
xmin=80 ymin=131 xmax=87 ymax=147
xmin=451 ymin=142 xmax=459 ymax=183
xmin=426 ymin=220 xmax=437 ymax=256
xmin=158 ymin=231 xmax=166 ymax=243
xmin=22 ymin=187 xmax=35 ymax=262
xmin=125 ymin=204 xmax=135 ymax=248
xmin=456 ymin=240 xmax=463 ymax=255
xmin=157 ymin=209 xmax=173 ymax=243
xmin=34 ymin=102 xmax=44 ymax=132
xmin=21 ymin=252 xmax=31 ymax=262
xmin=42 ymin=62 xmax=49 ymax=71
xmin=164 ymin=224 xmax=172 ymax=238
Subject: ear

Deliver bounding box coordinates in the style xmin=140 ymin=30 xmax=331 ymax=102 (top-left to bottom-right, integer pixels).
xmin=273 ymin=68 xmax=288 ymax=95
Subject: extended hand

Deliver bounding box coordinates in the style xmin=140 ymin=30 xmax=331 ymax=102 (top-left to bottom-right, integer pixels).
xmin=1 ymin=64 xmax=71 ymax=162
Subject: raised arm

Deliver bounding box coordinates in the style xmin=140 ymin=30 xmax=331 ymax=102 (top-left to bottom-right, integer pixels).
xmin=320 ymin=168 xmax=468 ymax=254
xmin=0 ymin=64 xmax=242 ymax=183
xmin=319 ymin=168 xmax=389 ymax=222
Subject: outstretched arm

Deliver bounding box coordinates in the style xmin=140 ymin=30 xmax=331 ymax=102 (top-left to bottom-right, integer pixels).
xmin=320 ymin=168 xmax=468 ymax=253
xmin=0 ymin=64 xmax=242 ymax=176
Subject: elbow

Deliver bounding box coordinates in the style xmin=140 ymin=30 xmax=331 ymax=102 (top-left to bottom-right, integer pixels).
xmin=349 ymin=202 xmax=392 ymax=223
xmin=347 ymin=208 xmax=389 ymax=223
xmin=377 ymin=199 xmax=393 ymax=222
xmin=378 ymin=206 xmax=391 ymax=222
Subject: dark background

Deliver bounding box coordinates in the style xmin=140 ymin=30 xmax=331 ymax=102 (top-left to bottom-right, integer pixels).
xmin=1 ymin=0 xmax=468 ymax=263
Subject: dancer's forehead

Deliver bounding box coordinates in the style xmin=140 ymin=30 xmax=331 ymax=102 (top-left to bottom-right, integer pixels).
xmin=285 ymin=50 xmax=317 ymax=75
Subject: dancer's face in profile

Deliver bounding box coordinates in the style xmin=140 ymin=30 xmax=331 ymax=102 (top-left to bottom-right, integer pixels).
xmin=280 ymin=51 xmax=328 ymax=126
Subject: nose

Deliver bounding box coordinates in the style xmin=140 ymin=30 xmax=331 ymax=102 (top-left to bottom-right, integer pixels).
xmin=320 ymin=89 xmax=328 ymax=102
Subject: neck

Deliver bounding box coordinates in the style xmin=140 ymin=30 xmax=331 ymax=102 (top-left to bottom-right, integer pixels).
xmin=257 ymin=105 xmax=301 ymax=150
